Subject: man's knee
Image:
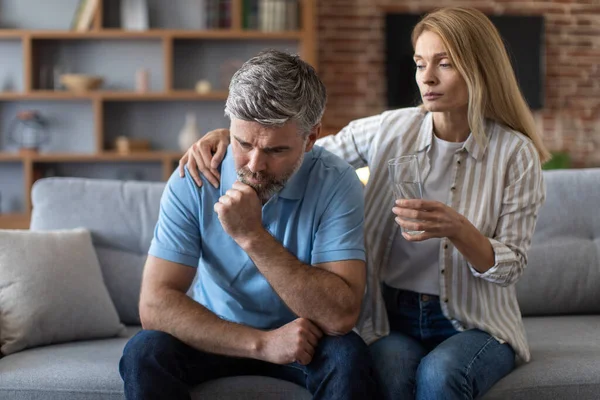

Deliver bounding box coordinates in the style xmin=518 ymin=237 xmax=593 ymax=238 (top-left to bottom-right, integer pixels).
xmin=313 ymin=331 xmax=371 ymax=371
xmin=120 ymin=330 xmax=180 ymax=377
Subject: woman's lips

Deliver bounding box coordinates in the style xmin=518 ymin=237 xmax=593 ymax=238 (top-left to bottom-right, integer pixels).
xmin=423 ymin=92 xmax=443 ymax=100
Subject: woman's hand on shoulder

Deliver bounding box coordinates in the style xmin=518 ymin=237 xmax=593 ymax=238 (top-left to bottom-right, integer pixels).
xmin=178 ymin=128 xmax=231 ymax=188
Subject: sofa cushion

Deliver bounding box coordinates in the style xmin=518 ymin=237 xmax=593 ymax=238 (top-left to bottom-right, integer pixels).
xmin=483 ymin=315 xmax=600 ymax=400
xmin=94 ymin=247 xmax=146 ymax=325
xmin=0 ymin=331 xmax=134 ymax=400
xmin=0 ymin=228 xmax=125 ymax=355
xmin=517 ymin=169 xmax=600 ymax=316
xmin=0 ymin=327 xmax=311 ymax=400
xmin=191 ymin=376 xmax=311 ymax=400
xmin=30 ymin=178 xmax=166 ymax=325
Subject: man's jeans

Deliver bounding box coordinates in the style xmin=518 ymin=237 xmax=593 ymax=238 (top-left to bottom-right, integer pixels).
xmin=370 ymin=284 xmax=516 ymax=400
xmin=119 ymin=329 xmax=380 ymax=400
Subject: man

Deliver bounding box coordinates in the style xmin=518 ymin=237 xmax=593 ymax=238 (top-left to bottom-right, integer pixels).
xmin=119 ymin=50 xmax=380 ymax=399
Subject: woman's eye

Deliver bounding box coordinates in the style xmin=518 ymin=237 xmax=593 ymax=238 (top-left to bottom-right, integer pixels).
xmin=415 ymin=64 xmax=426 ymax=70
xmin=440 ymin=63 xmax=452 ymax=68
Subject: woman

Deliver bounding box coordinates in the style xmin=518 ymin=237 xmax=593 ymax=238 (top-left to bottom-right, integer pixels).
xmin=178 ymin=7 xmax=550 ymax=399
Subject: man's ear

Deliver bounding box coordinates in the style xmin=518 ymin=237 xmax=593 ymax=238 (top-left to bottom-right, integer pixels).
xmin=304 ymin=123 xmax=321 ymax=153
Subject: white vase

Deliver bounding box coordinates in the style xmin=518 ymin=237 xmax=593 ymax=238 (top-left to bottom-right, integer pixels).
xmin=121 ymin=0 xmax=149 ymax=31
xmin=178 ymin=113 xmax=200 ymax=152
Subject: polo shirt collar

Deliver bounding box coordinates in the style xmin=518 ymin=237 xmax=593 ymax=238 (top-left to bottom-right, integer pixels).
xmin=277 ymin=149 xmax=314 ymax=200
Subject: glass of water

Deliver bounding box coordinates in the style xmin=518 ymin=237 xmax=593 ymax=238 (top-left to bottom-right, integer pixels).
xmin=388 ymin=154 xmax=424 ymax=235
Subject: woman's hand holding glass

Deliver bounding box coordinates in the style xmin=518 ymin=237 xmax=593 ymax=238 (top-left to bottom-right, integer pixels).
xmin=178 ymin=128 xmax=231 ymax=188
xmin=393 ymin=199 xmax=465 ymax=241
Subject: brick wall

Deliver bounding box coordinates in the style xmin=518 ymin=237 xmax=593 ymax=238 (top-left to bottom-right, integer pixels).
xmin=318 ymin=1 xmax=600 ymax=167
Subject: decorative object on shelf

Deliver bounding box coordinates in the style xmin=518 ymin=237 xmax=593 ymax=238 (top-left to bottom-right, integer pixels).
xmin=71 ymin=0 xmax=100 ymax=32
xmin=53 ymin=63 xmax=70 ymax=90
xmin=195 ymin=80 xmax=212 ymax=94
xmin=177 ymin=112 xmax=201 ymax=152
xmin=135 ymin=68 xmax=150 ymax=93
xmin=121 ymin=0 xmax=149 ymax=31
xmin=59 ymin=74 xmax=104 ymax=92
xmin=220 ymin=59 xmax=244 ymax=90
xmin=115 ymin=136 xmax=151 ymax=154
xmin=8 ymin=110 xmax=50 ymax=154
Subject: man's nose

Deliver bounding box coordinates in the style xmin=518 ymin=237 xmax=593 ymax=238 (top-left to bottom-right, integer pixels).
xmin=247 ymin=151 xmax=266 ymax=173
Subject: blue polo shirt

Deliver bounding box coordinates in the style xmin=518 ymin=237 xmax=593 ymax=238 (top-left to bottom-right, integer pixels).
xmin=149 ymin=145 xmax=365 ymax=330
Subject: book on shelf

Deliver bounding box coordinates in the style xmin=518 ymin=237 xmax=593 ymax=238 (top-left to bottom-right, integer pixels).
xmin=258 ymin=0 xmax=298 ymax=32
xmin=242 ymin=0 xmax=260 ymax=30
xmin=71 ymin=0 xmax=99 ymax=31
xmin=70 ymin=0 xmax=87 ymax=30
xmin=206 ymin=0 xmax=232 ymax=29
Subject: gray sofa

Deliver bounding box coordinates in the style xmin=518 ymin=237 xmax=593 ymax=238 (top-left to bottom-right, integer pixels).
xmin=0 ymin=168 xmax=598 ymax=399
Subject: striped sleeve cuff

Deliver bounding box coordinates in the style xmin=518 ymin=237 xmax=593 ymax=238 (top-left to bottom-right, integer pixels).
xmin=468 ymin=238 xmax=516 ymax=283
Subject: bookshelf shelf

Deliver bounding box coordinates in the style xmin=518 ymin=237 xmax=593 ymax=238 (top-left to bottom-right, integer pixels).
xmin=0 ymin=151 xmax=182 ymax=162
xmin=0 ymin=153 xmax=25 ymax=162
xmin=0 ymin=213 xmax=30 ymax=230
xmin=0 ymin=90 xmax=230 ymax=101
xmin=0 ymin=29 xmax=303 ymax=40
xmin=31 ymin=151 xmax=182 ymax=162
xmin=102 ymin=90 xmax=230 ymax=101
xmin=0 ymin=0 xmax=316 ymax=228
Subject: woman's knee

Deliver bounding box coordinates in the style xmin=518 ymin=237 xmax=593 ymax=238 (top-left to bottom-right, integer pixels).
xmin=370 ymin=333 xmax=427 ymax=400
xmin=416 ymin=352 xmax=467 ymax=398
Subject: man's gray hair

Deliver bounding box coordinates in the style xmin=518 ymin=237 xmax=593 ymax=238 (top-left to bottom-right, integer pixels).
xmin=225 ymin=50 xmax=327 ymax=136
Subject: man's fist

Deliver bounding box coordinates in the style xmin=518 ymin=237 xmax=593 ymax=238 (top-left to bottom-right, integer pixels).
xmin=214 ymin=181 xmax=263 ymax=243
xmin=257 ymin=318 xmax=323 ymax=365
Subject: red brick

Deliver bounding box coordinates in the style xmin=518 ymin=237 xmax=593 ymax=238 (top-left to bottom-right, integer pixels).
xmin=570 ymin=5 xmax=600 ymax=14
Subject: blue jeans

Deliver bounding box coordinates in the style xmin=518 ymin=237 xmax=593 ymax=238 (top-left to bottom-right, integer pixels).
xmin=119 ymin=329 xmax=380 ymax=400
xmin=370 ymin=284 xmax=515 ymax=400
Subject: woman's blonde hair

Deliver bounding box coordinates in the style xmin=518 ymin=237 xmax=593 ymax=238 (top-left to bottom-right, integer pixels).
xmin=412 ymin=7 xmax=551 ymax=162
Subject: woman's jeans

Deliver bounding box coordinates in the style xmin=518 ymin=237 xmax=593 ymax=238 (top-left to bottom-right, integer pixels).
xmin=370 ymin=284 xmax=516 ymax=400
xmin=119 ymin=329 xmax=380 ymax=400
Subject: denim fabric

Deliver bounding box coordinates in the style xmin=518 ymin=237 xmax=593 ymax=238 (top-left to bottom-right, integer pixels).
xmin=119 ymin=330 xmax=380 ymax=400
xmin=370 ymin=284 xmax=515 ymax=400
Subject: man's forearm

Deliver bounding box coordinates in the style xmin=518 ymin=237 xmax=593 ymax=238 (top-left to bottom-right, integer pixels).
xmin=238 ymin=230 xmax=359 ymax=335
xmin=140 ymin=287 xmax=264 ymax=358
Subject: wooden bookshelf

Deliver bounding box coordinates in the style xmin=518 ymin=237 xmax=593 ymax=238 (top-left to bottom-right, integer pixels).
xmin=0 ymin=90 xmax=230 ymax=101
xmin=0 ymin=151 xmax=182 ymax=163
xmin=0 ymin=0 xmax=316 ymax=228
xmin=0 ymin=213 xmax=30 ymax=229
xmin=0 ymin=29 xmax=304 ymax=40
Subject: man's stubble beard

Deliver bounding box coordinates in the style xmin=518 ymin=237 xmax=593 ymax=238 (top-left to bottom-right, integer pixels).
xmin=237 ymin=150 xmax=305 ymax=203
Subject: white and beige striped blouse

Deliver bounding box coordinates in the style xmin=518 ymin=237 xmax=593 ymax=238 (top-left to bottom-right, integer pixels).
xmin=317 ymin=107 xmax=545 ymax=362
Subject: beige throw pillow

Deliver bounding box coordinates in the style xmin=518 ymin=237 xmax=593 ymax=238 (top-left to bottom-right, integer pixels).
xmin=0 ymin=228 xmax=125 ymax=355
